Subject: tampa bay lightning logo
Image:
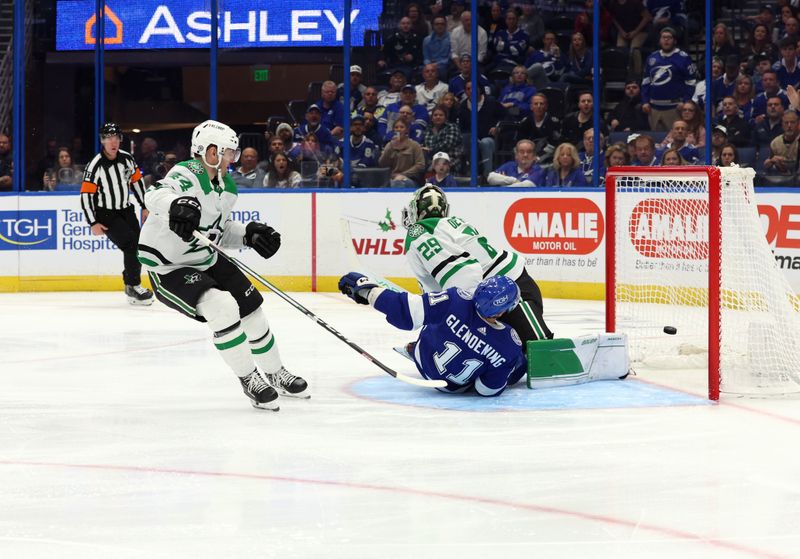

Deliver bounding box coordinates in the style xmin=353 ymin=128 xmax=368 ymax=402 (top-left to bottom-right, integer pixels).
xmin=650 ymin=65 xmax=674 ymax=87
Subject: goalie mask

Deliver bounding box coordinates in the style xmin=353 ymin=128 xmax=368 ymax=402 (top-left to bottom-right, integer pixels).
xmin=401 ymin=184 xmax=449 ymax=228
xmin=191 ymin=120 xmax=241 ymax=169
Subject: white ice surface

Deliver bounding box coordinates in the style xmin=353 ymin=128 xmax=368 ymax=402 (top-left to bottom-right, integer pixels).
xmin=1 ymin=291 xmax=799 ymax=559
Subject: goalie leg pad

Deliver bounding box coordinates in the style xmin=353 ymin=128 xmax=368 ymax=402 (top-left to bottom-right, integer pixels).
xmin=526 ymin=334 xmax=630 ymax=389
xmin=198 ymin=288 xmax=255 ymax=377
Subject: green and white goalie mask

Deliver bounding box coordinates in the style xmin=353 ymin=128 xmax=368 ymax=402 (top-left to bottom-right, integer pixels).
xmin=191 ymin=119 xmax=241 ymax=170
xmin=401 ymin=184 xmax=450 ymax=228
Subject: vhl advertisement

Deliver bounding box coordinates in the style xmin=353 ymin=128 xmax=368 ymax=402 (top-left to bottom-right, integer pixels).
xmin=56 ymin=0 xmax=381 ymax=50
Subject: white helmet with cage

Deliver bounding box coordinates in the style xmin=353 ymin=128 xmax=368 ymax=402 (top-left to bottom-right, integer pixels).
xmin=191 ymin=120 xmax=241 ymax=169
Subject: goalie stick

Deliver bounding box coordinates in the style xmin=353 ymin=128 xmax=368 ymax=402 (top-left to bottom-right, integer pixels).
xmin=192 ymin=231 xmax=447 ymax=389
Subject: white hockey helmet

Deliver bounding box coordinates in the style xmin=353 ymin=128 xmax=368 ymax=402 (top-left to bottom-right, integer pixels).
xmin=191 ymin=120 xmax=241 ymax=168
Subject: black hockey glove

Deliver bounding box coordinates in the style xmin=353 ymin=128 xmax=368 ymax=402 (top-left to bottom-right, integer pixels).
xmin=168 ymin=197 xmax=202 ymax=242
xmin=338 ymin=272 xmax=379 ymax=305
xmin=244 ymin=222 xmax=281 ymax=259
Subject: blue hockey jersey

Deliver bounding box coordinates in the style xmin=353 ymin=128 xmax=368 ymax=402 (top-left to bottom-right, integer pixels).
xmin=374 ymin=288 xmax=527 ymax=396
xmin=335 ymin=136 xmax=378 ymax=168
xmin=641 ymin=49 xmax=697 ymax=109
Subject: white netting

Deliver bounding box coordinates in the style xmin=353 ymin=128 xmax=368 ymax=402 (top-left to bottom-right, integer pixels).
xmin=611 ymin=166 xmax=800 ymax=396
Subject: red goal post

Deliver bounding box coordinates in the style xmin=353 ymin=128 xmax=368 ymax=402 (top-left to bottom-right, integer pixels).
xmin=605 ymin=165 xmax=800 ymax=400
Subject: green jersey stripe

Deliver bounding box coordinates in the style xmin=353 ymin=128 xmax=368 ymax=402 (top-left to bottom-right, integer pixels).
xmin=440 ymin=258 xmax=479 ymax=286
xmin=496 ymin=252 xmax=519 ymax=277
xmin=520 ymin=300 xmax=546 ymax=339
xmin=149 ymin=272 xmax=197 ymax=316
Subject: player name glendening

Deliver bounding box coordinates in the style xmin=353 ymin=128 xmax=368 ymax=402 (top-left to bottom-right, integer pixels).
xmin=445 ymin=314 xmax=507 ymax=368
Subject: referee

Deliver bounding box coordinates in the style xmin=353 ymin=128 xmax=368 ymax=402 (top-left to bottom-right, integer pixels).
xmin=80 ymin=123 xmax=154 ymax=305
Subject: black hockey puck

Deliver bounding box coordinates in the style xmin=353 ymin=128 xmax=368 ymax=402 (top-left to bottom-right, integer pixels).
xmin=663 ymin=326 xmax=677 ymax=335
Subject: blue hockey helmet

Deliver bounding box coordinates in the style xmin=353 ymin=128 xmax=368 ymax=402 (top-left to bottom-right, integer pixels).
xmin=473 ymin=275 xmax=520 ymax=318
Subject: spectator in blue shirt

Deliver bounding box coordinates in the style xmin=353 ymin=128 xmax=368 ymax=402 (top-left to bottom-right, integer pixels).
xmin=293 ymin=105 xmax=336 ymax=150
xmin=656 ymin=120 xmax=700 ymax=163
xmin=562 ymin=32 xmax=593 ymax=87
xmin=641 ymin=27 xmax=697 ymax=131
xmin=773 ymin=37 xmax=800 ymax=90
xmin=498 ymin=65 xmax=537 ymax=118
xmin=543 ymin=143 xmax=588 ymax=187
xmin=338 ymin=65 xmax=367 ymax=113
xmin=423 ymin=16 xmax=451 ymax=81
xmin=633 ymin=135 xmax=659 ymax=166
xmin=490 ymin=9 xmax=530 ymax=73
xmin=428 ymin=151 xmax=458 ymax=188
xmin=379 ymin=85 xmax=429 ymax=142
xmin=315 ymin=81 xmax=345 ymax=139
xmin=335 ymin=116 xmax=378 ymax=169
xmin=448 ymin=54 xmax=492 ymax=102
xmin=486 ymin=139 xmax=545 ymax=186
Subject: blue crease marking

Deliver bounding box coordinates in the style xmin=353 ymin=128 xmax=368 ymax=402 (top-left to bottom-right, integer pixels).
xmin=351 ymin=377 xmax=711 ymax=411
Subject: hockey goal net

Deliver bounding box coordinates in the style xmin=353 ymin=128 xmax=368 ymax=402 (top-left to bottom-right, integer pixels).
xmin=606 ymin=166 xmax=800 ymax=399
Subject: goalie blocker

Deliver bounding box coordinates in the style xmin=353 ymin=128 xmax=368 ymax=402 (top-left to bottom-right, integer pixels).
xmin=526 ymin=333 xmax=630 ymax=389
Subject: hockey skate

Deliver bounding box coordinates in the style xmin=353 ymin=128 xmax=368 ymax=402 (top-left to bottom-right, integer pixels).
xmin=392 ymin=341 xmax=416 ymax=362
xmin=240 ymin=369 xmax=280 ymax=411
xmin=265 ymin=367 xmax=310 ymax=399
xmin=125 ymin=284 xmax=154 ymax=306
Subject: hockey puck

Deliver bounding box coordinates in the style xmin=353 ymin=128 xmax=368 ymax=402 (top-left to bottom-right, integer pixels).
xmin=663 ymin=326 xmax=677 ymax=335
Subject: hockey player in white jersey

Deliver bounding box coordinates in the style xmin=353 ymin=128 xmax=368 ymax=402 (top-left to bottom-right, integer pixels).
xmin=137 ymin=120 xmax=308 ymax=410
xmin=401 ymin=183 xmax=553 ymax=344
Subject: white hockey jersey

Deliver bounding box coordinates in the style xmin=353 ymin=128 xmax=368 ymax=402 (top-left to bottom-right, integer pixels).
xmin=404 ymin=216 xmax=525 ymax=293
xmin=137 ymin=160 xmax=246 ymax=274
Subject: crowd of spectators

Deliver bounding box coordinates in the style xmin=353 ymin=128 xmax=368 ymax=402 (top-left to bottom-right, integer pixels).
xmin=15 ymin=0 xmax=800 ymax=190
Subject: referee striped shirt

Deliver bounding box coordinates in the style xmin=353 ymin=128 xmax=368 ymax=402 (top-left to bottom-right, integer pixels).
xmin=80 ymin=149 xmax=146 ymax=225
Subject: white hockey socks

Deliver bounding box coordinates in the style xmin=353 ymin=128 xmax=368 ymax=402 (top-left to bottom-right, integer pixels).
xmin=197 ymin=288 xmax=255 ymax=378
xmin=526 ymin=333 xmax=630 ymax=389
xmin=241 ymin=307 xmax=283 ymax=375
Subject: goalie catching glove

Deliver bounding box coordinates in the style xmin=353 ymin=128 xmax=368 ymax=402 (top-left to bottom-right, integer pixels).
xmin=244 ymin=222 xmax=281 ymax=259
xmin=338 ymin=272 xmax=379 ymax=305
xmin=169 ymin=196 xmax=202 ymax=242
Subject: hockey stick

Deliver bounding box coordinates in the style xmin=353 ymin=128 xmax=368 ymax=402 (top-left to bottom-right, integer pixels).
xmin=192 ymin=231 xmax=447 ymax=388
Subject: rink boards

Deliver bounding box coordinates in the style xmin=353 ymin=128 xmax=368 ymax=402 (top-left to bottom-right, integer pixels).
xmin=1 ymin=188 xmax=799 ymax=298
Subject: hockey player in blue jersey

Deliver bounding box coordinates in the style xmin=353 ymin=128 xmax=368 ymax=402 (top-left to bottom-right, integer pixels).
xmin=338 ymin=273 xmax=527 ymax=396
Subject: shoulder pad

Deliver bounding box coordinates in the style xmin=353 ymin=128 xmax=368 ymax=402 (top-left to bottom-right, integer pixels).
xmin=456 ymin=288 xmax=474 ymax=300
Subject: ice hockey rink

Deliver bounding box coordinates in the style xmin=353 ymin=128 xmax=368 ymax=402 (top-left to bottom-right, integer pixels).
xmin=1 ymin=290 xmax=799 ymax=559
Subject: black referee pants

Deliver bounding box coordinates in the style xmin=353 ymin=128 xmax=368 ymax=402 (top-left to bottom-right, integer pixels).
xmin=95 ymin=206 xmax=142 ymax=286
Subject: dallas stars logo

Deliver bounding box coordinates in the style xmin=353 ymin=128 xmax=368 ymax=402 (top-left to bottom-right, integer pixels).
xmin=186 ymin=160 xmax=204 ymax=175
xmin=407 ymin=223 xmax=425 ymax=239
xmin=183 ymin=217 xmax=222 ymax=256
xmin=184 ymin=272 xmax=202 ymax=284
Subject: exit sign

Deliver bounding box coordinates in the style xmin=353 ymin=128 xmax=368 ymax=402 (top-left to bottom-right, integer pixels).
xmin=253 ymin=68 xmax=269 ymax=82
